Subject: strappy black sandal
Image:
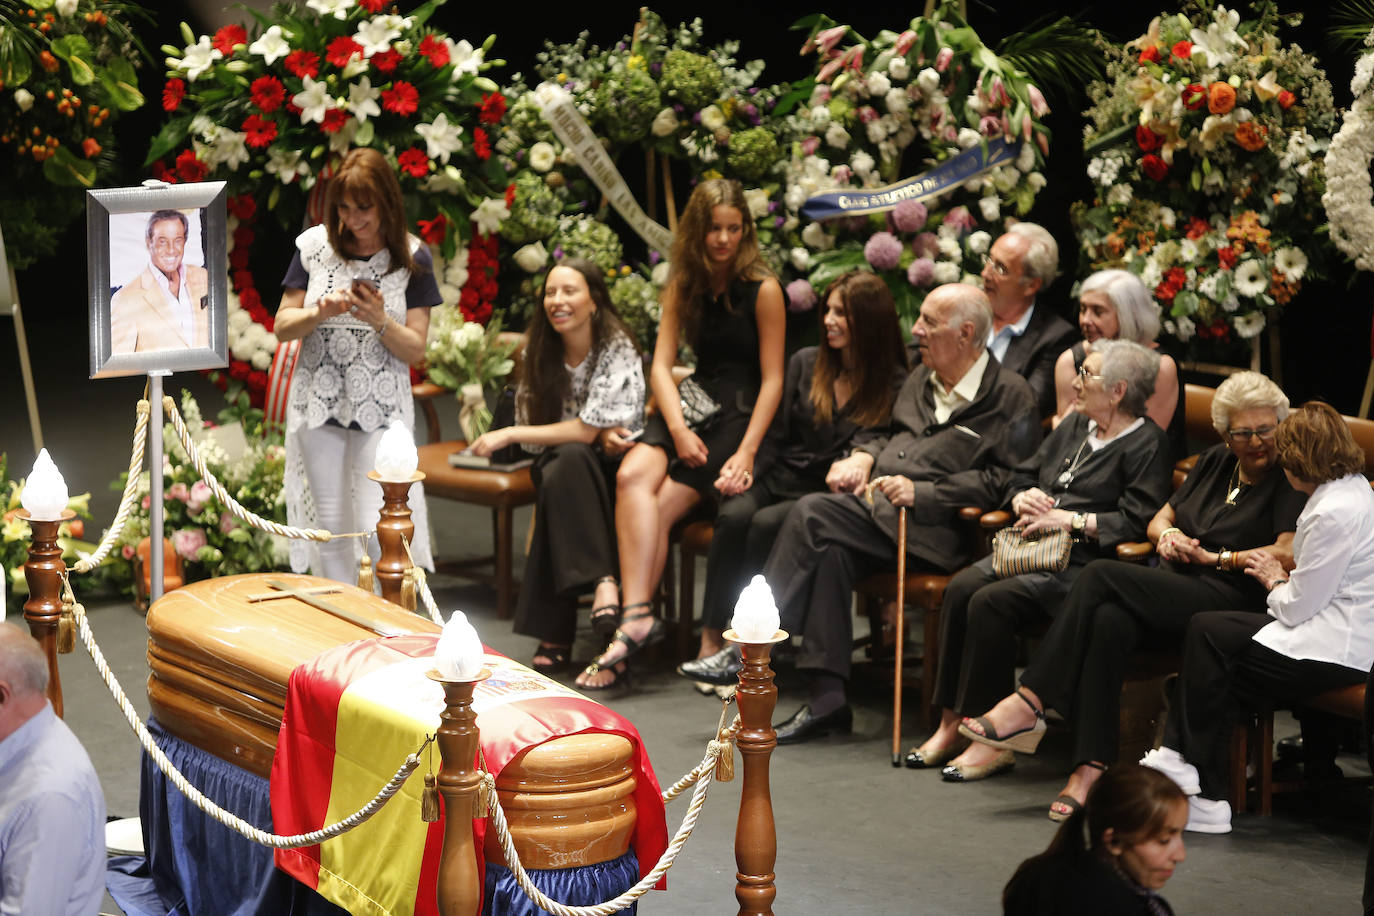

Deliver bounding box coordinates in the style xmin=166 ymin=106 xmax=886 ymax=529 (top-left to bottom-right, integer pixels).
xmin=589 ymin=575 xmax=621 ymax=642
xmin=531 ymin=644 xmax=571 ymax=674
xmin=578 ymin=602 xmax=665 ymax=691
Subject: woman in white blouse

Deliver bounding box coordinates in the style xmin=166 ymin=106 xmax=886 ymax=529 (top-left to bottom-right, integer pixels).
xmin=470 ymin=258 xmax=645 ymax=673
xmin=1142 ymin=401 xmax=1374 ymax=835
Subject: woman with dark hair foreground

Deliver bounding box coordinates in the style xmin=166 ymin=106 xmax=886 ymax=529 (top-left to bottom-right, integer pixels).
xmin=1142 ymin=401 xmax=1374 ymax=834
xmin=1004 ymin=764 xmax=1187 ymax=914
xmin=468 ymin=258 xmax=645 ymax=673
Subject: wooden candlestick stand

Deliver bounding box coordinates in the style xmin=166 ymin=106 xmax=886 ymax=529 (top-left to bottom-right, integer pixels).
xmin=429 ymin=668 xmax=489 ymax=916
xmin=724 ymin=627 xmax=787 ymax=916
xmin=368 ymin=470 xmax=424 ymax=606
xmin=20 ymin=508 xmax=73 ymax=716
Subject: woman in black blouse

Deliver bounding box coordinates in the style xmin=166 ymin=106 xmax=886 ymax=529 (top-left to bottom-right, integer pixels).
xmin=676 ymin=270 xmax=907 ymax=687
xmin=907 ymin=340 xmax=1173 ymax=782
xmin=958 ymin=370 xmax=1304 ymax=819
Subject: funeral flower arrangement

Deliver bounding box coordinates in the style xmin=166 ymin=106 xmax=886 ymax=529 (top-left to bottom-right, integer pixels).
xmin=0 ymin=0 xmax=148 ymax=268
xmin=782 ymin=3 xmax=1063 ymax=324
xmin=1 ymin=454 xmax=92 ymax=599
xmin=424 ymin=308 xmax=517 ymax=436
xmin=1324 ymin=28 xmax=1374 ymax=272
xmin=101 ymin=392 xmax=288 ymax=595
xmin=490 ymin=9 xmax=793 ymax=330
xmin=1072 ymin=2 xmax=1336 ymax=344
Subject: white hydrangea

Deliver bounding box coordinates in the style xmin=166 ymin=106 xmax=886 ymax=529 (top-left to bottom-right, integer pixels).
xmin=917 ymin=68 xmax=940 ymax=94
xmin=809 ymin=105 xmax=831 ymax=128
xmin=888 ymin=57 xmax=910 ymax=81
xmin=978 ymin=196 xmax=1000 ymax=222
xmin=825 ymin=123 xmax=850 ymax=150
xmin=866 ymin=119 xmax=889 ymax=145
xmin=885 ymin=88 xmax=909 ymax=116
xmin=956 ymin=128 xmax=981 ymax=149
xmin=801 ymin=222 xmax=834 ymax=251
xmin=867 ymin=72 xmax=891 ymax=96
xmin=1107 ymin=183 xmax=1133 ymax=207
xmin=932 ymin=261 xmax=961 ymax=283
xmin=790 ymin=247 xmax=811 ymax=271
xmin=966 ymin=231 xmax=992 ymax=255
xmin=850 ymin=150 xmax=876 ymax=179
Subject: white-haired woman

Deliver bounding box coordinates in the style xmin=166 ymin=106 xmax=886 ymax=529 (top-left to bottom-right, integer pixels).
xmin=1053 ymin=270 xmax=1182 ymax=457
xmin=955 ymin=371 xmax=1305 ymax=819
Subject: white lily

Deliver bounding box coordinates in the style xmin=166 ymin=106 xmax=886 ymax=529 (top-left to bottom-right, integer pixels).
xmin=416 ymin=112 xmax=464 ymax=163
xmin=471 ymin=198 xmax=509 ymax=236
xmin=177 ymin=36 xmax=223 ymax=82
xmin=354 ymin=15 xmax=408 ymax=55
xmin=347 ymin=76 xmax=382 ymax=124
xmin=249 ymin=25 xmax=291 ymax=66
xmin=446 ymin=38 xmax=484 ymax=77
xmin=292 ymin=76 xmax=333 ymax=125
xmin=306 ymin=0 xmax=353 ymax=19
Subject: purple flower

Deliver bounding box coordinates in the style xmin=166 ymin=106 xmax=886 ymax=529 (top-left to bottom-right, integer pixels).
xmin=907 ymin=257 xmax=936 ymax=287
xmin=891 ymin=200 xmax=929 ymax=234
xmin=912 ymin=232 xmax=940 ymax=258
xmin=864 ymin=232 xmax=903 ymax=271
xmin=651 ymin=62 xmax=662 ymax=76
xmin=785 ymin=278 xmax=817 ymax=312
xmin=648 ymin=250 xmax=662 ymax=265
xmin=943 ymin=206 xmax=977 ymax=235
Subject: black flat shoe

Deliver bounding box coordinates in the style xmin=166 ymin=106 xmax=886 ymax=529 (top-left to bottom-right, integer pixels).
xmin=773 ymin=704 xmax=853 ymax=745
xmin=676 ymin=646 xmax=742 ymax=685
xmin=531 ymin=644 xmax=570 ymax=674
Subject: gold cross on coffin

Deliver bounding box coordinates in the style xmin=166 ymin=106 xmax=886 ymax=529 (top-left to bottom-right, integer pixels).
xmin=246 ymin=580 xmax=410 ymax=637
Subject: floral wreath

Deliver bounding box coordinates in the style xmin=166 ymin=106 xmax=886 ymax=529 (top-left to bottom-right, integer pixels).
xmin=1324 ymin=28 xmax=1374 ymax=273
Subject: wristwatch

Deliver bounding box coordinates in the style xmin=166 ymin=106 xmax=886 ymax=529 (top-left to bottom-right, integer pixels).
xmin=1071 ymin=512 xmax=1087 ymax=540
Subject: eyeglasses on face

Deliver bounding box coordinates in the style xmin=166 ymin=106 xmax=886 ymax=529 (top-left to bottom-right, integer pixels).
xmin=1226 ymin=425 xmax=1277 ymax=443
xmin=1076 ymin=364 xmax=1105 ymax=384
xmin=981 ymin=253 xmax=1011 ymax=277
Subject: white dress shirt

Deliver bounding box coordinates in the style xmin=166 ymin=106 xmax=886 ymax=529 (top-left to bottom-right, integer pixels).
xmin=150 ymin=261 xmax=196 ymax=342
xmin=987 ymin=303 xmax=1035 ymax=363
xmin=928 ymin=349 xmax=989 ymax=424
xmin=1252 ymin=473 xmax=1374 ymax=670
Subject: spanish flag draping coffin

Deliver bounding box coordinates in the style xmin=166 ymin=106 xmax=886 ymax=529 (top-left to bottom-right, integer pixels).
xmin=144 ymin=573 xmax=644 ymax=871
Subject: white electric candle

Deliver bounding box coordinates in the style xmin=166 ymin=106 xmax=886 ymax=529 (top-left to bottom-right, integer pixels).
xmin=730 ymin=575 xmax=780 ymax=642
xmin=20 ymin=449 xmax=68 ymax=521
xmin=435 ymin=611 xmax=484 ymax=680
xmin=373 ymin=421 xmax=418 ymax=481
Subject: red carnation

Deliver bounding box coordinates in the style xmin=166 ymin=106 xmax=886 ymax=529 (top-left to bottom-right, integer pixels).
xmin=1171 ymin=41 xmax=1192 ymax=60
xmin=213 ymin=24 xmax=247 ymax=56
xmin=504 ymin=183 xmax=517 ymax=207
xmin=1217 ymin=245 xmax=1239 ymax=269
xmin=151 ymin=159 xmax=176 ymax=183
xmin=1135 ymin=125 xmax=1161 ymax=153
xmin=371 ymin=49 xmax=402 ymax=74
xmin=357 ymin=0 xmax=384 ymax=10
xmin=1140 ymin=154 xmax=1168 ymax=181
xmin=232 ymin=269 xmax=254 ymax=291
xmin=472 ymin=127 xmax=491 ymax=160
xmin=397 ymin=147 xmax=430 ymax=178
xmin=479 ymin=92 xmax=506 ymax=125
xmin=162 ymin=78 xmax=186 ymax=112
xmin=175 ymin=149 xmax=208 ymax=182
xmin=320 ymin=108 xmax=349 ymax=134
xmin=242 ymin=114 xmax=277 ymax=148
xmin=1184 ymin=217 xmax=1210 ymax=240
xmin=250 ymin=75 xmax=285 ymax=112
xmin=233 ymin=224 xmax=255 ymax=249
xmin=1181 ymin=84 xmax=1206 ymax=110
xmin=284 ymin=50 xmax=320 ymax=79
xmin=1138 ymin=46 xmax=1161 ymax=64
xmin=227 ymin=194 xmax=257 ymax=221
xmin=326 ymin=36 xmax=364 ymax=69
xmin=418 ymin=35 xmax=449 ymax=69
xmin=239 ymin=287 xmax=262 ymax=311
xmin=417 ymin=213 xmax=448 ymax=245
xmin=1277 ymin=90 xmax=1296 ymax=110
xmin=229 ymin=247 xmax=251 ymax=269
xmin=382 ymin=81 xmax=419 ymax=116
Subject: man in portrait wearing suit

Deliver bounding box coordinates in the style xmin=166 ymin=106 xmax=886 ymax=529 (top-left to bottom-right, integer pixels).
xmin=980 ymin=222 xmax=1077 ymax=418
xmin=110 ymin=208 xmax=209 ymax=354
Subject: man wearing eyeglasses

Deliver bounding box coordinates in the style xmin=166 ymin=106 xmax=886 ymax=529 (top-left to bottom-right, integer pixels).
xmin=110 ymin=208 xmax=210 ymax=353
xmin=980 ymin=222 xmax=1077 ymax=418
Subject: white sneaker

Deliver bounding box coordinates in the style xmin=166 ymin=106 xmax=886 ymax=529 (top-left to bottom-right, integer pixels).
xmin=1139 ymin=746 xmax=1201 ymax=796
xmin=1185 ymin=796 xmax=1233 ymax=834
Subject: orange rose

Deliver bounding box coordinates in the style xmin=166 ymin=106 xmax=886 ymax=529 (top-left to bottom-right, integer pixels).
xmin=1233 ymin=122 xmax=1266 ymax=152
xmin=1207 ymin=81 xmax=1236 ymax=115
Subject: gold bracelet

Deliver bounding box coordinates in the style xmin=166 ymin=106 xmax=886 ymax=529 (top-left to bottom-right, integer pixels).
xmin=1217 ymin=548 xmax=1233 ymax=571
xmin=1157 ymin=526 xmax=1181 ymax=547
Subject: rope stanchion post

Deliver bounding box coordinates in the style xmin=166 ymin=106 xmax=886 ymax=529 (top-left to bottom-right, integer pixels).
xmin=725 ymin=627 xmax=787 ymax=916
xmin=369 ymin=470 xmax=424 ymax=605
xmin=21 ymin=508 xmax=74 ymax=716
xmin=429 ymin=667 xmax=489 ymax=916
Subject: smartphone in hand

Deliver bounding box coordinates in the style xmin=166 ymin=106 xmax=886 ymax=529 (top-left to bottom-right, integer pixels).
xmin=351 ymin=277 xmax=379 ymax=294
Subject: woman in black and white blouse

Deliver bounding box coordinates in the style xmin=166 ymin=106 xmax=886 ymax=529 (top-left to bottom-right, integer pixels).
xmin=469 ymin=258 xmax=645 ymax=672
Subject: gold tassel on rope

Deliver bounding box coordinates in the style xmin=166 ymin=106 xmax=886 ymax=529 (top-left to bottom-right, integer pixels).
xmin=473 ymin=773 xmax=491 ymax=818
xmin=421 ymin=741 xmax=440 ymax=822
xmin=357 ymin=554 xmax=375 ymax=592
xmin=400 ymin=567 xmax=417 ymax=612
xmin=712 ymin=739 xmax=735 ymax=782
xmin=57 ymin=594 xmax=76 ymax=655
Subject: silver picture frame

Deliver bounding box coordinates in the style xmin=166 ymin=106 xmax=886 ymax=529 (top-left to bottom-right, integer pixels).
xmin=88 ymin=180 xmax=229 ymax=378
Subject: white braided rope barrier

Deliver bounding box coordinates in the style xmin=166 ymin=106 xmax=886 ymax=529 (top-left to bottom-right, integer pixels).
xmin=63 ymin=575 xmax=427 ymax=847
xmin=70 ymin=400 xmax=151 ymax=574
xmin=411 ymin=565 xmax=446 ymax=626
xmin=161 ymin=395 xmax=363 ymax=543
xmin=481 ymin=710 xmax=741 ymax=916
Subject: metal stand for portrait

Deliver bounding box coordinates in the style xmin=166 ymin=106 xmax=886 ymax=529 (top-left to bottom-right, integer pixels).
xmin=0 ymin=220 xmax=45 ymax=454
xmin=148 ymin=370 xmax=171 ymax=603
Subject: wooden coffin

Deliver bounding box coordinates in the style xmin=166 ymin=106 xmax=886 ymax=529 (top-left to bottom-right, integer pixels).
xmin=146 ymin=573 xmax=637 ymax=869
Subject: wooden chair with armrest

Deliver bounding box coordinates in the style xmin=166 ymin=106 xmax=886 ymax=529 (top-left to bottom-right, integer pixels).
xmin=413 ymin=332 xmax=533 ymax=620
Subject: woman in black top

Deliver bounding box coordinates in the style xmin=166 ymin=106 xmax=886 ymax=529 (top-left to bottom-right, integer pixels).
xmin=576 ymin=179 xmax=786 ymax=689
xmin=1004 ymin=764 xmax=1187 ymax=915
xmin=677 ymin=271 xmax=907 ymax=686
xmin=960 ymin=370 xmax=1305 ymax=819
xmin=907 ymin=341 xmax=1173 ymax=781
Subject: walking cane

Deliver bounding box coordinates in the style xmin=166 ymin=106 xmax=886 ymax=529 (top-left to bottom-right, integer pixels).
xmin=891 ymin=506 xmax=908 ymax=767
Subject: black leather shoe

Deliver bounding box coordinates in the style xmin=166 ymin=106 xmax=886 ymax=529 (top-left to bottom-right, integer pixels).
xmin=676 ymin=646 xmax=742 ymax=685
xmin=774 ymin=704 xmax=853 ymax=745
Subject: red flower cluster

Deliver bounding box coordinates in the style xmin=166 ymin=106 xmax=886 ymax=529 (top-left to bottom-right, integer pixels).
xmin=176 ymin=150 xmax=208 ymax=182
xmin=251 ymin=75 xmax=285 ymax=112
xmin=210 ymin=199 xmax=273 ymax=408
xmin=284 ymin=50 xmax=320 ymax=79
xmin=242 ymin=114 xmax=278 ymax=148
xmin=226 ymin=194 xmax=256 ymax=221
xmin=1194 ymin=320 xmax=1230 ymax=342
xmin=326 ymin=36 xmax=364 ymax=69
xmin=357 ymin=0 xmax=384 ymax=10
xmin=1154 ymin=266 xmax=1187 ymax=304
xmin=479 ymin=92 xmax=506 ymax=125
xmin=1277 ymin=90 xmax=1296 ymax=109
xmin=1140 ymin=154 xmax=1168 ymax=181
xmin=1217 ymin=245 xmax=1239 ymax=270
xmin=397 ymin=147 xmax=429 ymax=178
xmin=213 ymin=24 xmax=247 ymax=56
xmin=459 ymin=234 xmax=500 ymax=325
xmin=418 ymin=35 xmax=449 ymax=68
xmin=1171 ymin=41 xmax=1192 ymax=59
xmin=472 ymin=127 xmax=491 ymax=160
xmin=1184 ymin=217 xmax=1210 ymax=240
xmin=1135 ymin=125 xmax=1161 ymax=153
xmin=162 ymin=78 xmax=186 ymax=112
xmin=1138 ymin=45 xmax=1161 ymax=64
xmin=371 ymin=49 xmax=402 ymax=74
xmin=382 ymin=81 xmax=418 ymax=116
xmin=1181 ymin=84 xmax=1206 ymax=110
xmin=320 ymin=108 xmax=348 ymax=134
xmin=417 ymin=213 xmax=448 ymax=245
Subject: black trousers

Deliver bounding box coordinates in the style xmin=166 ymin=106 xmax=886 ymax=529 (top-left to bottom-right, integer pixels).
xmin=931 ymin=555 xmax=1084 ymax=717
xmin=700 ymin=464 xmax=822 ymax=631
xmin=512 ymin=443 xmax=620 ymax=646
xmin=1163 ymin=610 xmax=1366 ymax=800
xmin=762 ymin=491 xmax=936 ymax=680
xmin=1019 ymin=559 xmax=1255 ymax=767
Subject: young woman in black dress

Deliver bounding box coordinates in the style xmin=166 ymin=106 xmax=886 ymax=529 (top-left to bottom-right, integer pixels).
xmin=576 ymin=179 xmax=786 ymax=689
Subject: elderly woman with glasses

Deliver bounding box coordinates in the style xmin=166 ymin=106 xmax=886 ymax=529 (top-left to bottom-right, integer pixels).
xmin=905 ymin=340 xmax=1173 ymax=781
xmin=952 ymin=371 xmax=1306 ymax=819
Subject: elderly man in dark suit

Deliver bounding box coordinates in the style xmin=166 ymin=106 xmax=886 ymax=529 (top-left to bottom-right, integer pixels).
xmin=981 ymin=222 xmax=1077 ymax=418
xmin=757 ymin=283 xmax=1042 ymax=744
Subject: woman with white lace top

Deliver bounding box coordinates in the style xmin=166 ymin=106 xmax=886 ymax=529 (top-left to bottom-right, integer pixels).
xmin=274 ymin=148 xmax=441 ymax=583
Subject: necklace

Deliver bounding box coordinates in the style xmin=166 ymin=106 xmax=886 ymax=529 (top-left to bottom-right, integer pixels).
xmin=1226 ymin=463 xmax=1247 ymax=505
xmin=1056 ymin=436 xmax=1092 ymax=488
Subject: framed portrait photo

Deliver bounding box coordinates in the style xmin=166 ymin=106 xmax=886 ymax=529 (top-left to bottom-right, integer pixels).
xmin=88 ymin=181 xmax=229 ymax=378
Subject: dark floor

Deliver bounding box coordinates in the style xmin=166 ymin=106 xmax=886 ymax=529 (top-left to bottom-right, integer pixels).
xmin=3 ymin=339 xmax=1371 ymax=915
